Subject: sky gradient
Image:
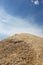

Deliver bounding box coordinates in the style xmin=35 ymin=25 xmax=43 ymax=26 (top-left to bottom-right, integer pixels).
xmin=0 ymin=0 xmax=43 ymax=40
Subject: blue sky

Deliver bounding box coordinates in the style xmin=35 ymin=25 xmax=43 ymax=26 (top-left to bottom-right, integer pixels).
xmin=0 ymin=0 xmax=43 ymax=40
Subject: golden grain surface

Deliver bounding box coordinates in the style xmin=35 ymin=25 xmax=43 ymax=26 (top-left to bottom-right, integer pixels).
xmin=0 ymin=33 xmax=43 ymax=65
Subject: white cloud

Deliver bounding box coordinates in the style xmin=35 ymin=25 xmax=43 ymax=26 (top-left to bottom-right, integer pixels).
xmin=31 ymin=0 xmax=39 ymax=5
xmin=0 ymin=7 xmax=43 ymax=38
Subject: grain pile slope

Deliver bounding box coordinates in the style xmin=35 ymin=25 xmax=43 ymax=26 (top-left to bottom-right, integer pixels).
xmin=0 ymin=33 xmax=43 ymax=65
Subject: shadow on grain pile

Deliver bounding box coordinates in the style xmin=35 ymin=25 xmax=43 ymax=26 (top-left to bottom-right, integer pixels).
xmin=0 ymin=40 xmax=37 ymax=65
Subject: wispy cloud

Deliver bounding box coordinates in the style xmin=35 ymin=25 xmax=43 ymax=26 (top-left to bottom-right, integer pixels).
xmin=0 ymin=7 xmax=43 ymax=39
xmin=31 ymin=0 xmax=39 ymax=5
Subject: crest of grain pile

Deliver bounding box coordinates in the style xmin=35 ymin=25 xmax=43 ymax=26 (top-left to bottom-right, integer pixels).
xmin=0 ymin=33 xmax=43 ymax=65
